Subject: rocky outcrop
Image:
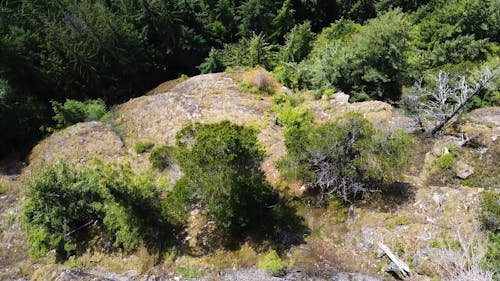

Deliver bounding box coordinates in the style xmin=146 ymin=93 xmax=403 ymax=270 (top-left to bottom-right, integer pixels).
xmin=27 ymin=121 xmax=126 ymax=174
xmin=26 ymin=72 xmax=408 ymax=186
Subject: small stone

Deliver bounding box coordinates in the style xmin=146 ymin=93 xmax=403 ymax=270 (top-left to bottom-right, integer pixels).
xmin=432 ymin=193 xmax=445 ymax=206
xmin=334 ymin=92 xmax=350 ymax=103
xmin=454 ymin=160 xmax=474 ymax=179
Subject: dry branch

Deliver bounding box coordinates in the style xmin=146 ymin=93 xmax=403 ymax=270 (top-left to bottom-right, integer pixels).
xmin=378 ymin=242 xmax=411 ymax=277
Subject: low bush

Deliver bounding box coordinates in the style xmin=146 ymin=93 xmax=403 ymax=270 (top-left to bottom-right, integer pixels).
xmin=436 ymin=147 xmax=459 ymax=170
xmin=279 ymin=112 xmax=413 ymax=202
xmin=133 ymin=141 xmax=154 ymax=154
xmin=51 ymin=99 xmax=108 ymax=129
xmin=149 ymin=145 xmax=177 ymax=170
xmin=21 ymin=163 xmax=104 ymax=258
xmin=258 ymin=250 xmax=285 ymax=276
xmin=273 ymin=104 xmax=312 ymax=130
xmin=21 ymin=162 xmax=174 ymax=259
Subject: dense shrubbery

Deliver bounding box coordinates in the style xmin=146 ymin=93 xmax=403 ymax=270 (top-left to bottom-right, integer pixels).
xmin=278 ymin=113 xmax=413 ymax=201
xmin=51 ymin=99 xmax=109 ymax=129
xmin=21 ymin=162 xmax=173 ymax=259
xmin=173 ymin=121 xmax=277 ymax=234
xmin=21 ymin=121 xmax=307 ymax=260
xmin=275 ymin=10 xmax=412 ymax=101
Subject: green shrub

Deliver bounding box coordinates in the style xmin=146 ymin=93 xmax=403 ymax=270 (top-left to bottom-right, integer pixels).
xmin=174 ymin=121 xmax=276 ymax=234
xmin=258 ymin=250 xmax=285 ymax=276
xmin=480 ymin=191 xmax=500 ymax=232
xmin=272 ymin=64 xmax=300 ymax=90
xmin=283 ymin=10 xmax=412 ymax=101
xmin=280 ymin=21 xmax=315 ymax=63
xmin=279 ymin=112 xmax=413 ymax=201
xmin=161 ymin=177 xmax=193 ymax=225
xmin=51 ymin=99 xmax=108 ymax=129
xmin=436 ymin=147 xmax=459 ymax=170
xmin=21 ymin=162 xmax=104 ymax=258
xmin=21 ymin=162 xmax=174 ymax=259
xmin=273 ymin=104 xmax=312 ymax=130
xmin=149 ymin=145 xmax=177 ymax=170
xmin=134 ymin=141 xmax=154 ymax=154
xmin=95 ymin=163 xmax=167 ymax=250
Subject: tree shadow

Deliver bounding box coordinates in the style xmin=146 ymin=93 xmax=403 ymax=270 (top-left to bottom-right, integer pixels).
xmin=243 ymin=194 xmax=310 ymax=254
xmin=358 ymin=181 xmax=416 ymax=212
xmin=177 ymin=185 xmax=310 ymax=257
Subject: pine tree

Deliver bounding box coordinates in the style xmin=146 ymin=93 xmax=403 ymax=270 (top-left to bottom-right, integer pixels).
xmin=270 ymin=0 xmax=295 ymax=43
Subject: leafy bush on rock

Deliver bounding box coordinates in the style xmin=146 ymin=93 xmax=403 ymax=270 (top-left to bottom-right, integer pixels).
xmin=279 ymin=112 xmax=413 ymax=202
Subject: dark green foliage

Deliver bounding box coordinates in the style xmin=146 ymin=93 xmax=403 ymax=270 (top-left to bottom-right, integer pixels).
xmin=327 ymin=10 xmax=412 ymax=100
xmin=279 ymin=113 xmax=413 ymax=201
xmin=280 ymin=22 xmax=315 ymax=63
xmin=336 ymin=0 xmax=377 ymax=23
xmin=408 ymin=0 xmax=499 ymax=76
xmin=51 ymin=99 xmax=108 ymax=129
xmin=270 ymin=0 xmax=295 ymax=43
xmin=174 ymin=121 xmax=276 ymax=234
xmin=134 ymin=141 xmax=154 ymax=154
xmin=204 ymin=33 xmax=279 ymax=71
xmin=0 ymin=78 xmax=47 ymax=156
xmin=198 ymin=48 xmax=225 ymax=74
xmin=21 ymin=162 xmax=175 ymax=259
xmin=276 ymin=10 xmax=412 ymax=101
xmin=375 ymin=0 xmax=430 ymax=13
xmin=237 ymin=0 xmax=277 ymax=37
xmin=2 ymin=0 xmax=499 ymax=156
xmin=149 ymin=145 xmax=178 ymax=170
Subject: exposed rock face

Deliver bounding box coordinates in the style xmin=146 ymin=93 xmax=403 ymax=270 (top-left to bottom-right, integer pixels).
xmin=458 ymin=107 xmax=500 ymax=148
xmin=14 ymin=73 xmax=497 ymax=281
xmin=467 ymin=107 xmax=500 ymax=127
xmin=26 ymin=72 xmax=410 ymax=186
xmin=333 ymin=92 xmax=350 ymax=103
xmin=27 ymin=121 xmax=126 ymax=173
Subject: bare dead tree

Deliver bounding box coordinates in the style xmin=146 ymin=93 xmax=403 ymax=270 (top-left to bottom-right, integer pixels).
xmin=401 ymin=67 xmax=498 ymax=136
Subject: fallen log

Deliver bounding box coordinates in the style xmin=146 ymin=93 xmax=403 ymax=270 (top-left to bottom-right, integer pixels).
xmin=378 ymin=242 xmax=411 ymax=278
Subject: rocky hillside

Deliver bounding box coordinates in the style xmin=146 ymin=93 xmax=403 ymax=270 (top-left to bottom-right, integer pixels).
xmin=1 ymin=71 xmax=498 ymax=280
